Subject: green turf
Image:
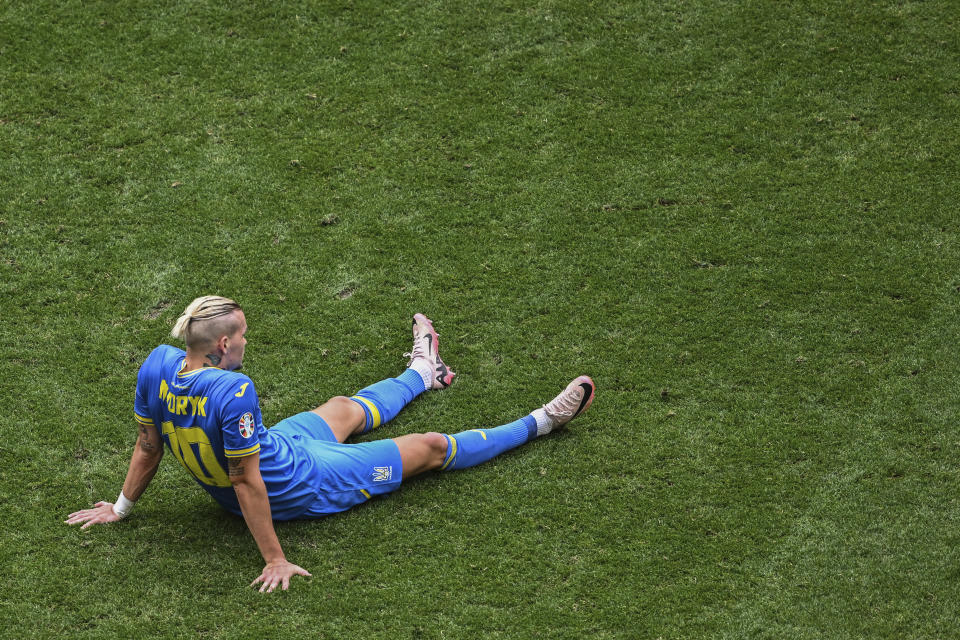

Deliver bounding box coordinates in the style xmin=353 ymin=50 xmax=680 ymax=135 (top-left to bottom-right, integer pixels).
xmin=2 ymin=0 xmax=959 ymax=637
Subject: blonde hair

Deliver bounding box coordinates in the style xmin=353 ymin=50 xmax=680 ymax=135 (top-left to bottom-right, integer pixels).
xmin=171 ymin=296 xmax=243 ymax=349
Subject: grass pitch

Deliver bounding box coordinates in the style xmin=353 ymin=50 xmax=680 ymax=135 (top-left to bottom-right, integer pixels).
xmin=2 ymin=1 xmax=960 ymax=638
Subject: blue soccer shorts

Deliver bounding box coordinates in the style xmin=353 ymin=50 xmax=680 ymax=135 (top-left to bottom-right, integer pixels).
xmin=271 ymin=411 xmax=403 ymax=517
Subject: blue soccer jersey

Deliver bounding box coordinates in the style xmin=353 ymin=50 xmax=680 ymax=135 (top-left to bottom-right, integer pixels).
xmin=133 ymin=345 xmax=326 ymax=520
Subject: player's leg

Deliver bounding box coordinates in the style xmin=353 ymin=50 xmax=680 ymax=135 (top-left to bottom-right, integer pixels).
xmin=392 ymin=432 xmax=449 ymax=478
xmin=293 ymin=376 xmax=596 ymax=519
xmin=310 ymin=396 xmax=367 ymax=442
xmin=394 ymin=376 xmax=596 ymax=478
xmin=319 ymin=314 xmax=455 ymax=443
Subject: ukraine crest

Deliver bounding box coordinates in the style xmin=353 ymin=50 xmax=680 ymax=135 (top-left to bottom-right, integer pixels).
xmin=372 ymin=466 xmax=393 ymax=482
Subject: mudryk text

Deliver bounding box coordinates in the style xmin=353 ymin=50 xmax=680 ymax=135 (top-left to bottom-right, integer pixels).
xmin=158 ymin=379 xmax=209 ymax=416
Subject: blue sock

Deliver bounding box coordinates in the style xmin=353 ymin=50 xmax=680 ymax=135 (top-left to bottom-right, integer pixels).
xmin=350 ymin=368 xmax=426 ymax=433
xmin=439 ymin=415 xmax=538 ymax=470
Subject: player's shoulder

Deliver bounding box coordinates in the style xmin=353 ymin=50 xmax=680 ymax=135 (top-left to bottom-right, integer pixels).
xmin=140 ymin=344 xmax=185 ymax=373
xmin=208 ymin=369 xmax=257 ymax=398
xmin=153 ymin=344 xmax=186 ymax=361
xmin=206 ymin=370 xmax=258 ymax=422
xmin=142 ymin=344 xmax=184 ymax=361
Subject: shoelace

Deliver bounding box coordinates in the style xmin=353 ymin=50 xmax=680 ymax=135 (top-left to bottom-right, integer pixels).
xmin=545 ymin=389 xmax=580 ymax=418
xmin=405 ymin=334 xmax=430 ymax=362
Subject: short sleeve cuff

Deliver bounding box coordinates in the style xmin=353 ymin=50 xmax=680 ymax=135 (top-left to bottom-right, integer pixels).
xmin=224 ymin=443 xmax=261 ymax=458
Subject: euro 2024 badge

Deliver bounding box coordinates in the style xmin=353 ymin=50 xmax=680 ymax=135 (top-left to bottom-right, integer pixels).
xmin=238 ymin=412 xmax=255 ymax=438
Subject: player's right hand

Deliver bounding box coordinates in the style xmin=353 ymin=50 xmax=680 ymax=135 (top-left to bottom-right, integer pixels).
xmin=65 ymin=502 xmax=122 ymax=529
xmin=251 ymin=560 xmax=312 ymax=593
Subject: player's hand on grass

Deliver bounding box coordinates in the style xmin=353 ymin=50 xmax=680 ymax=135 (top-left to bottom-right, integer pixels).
xmin=65 ymin=502 xmax=122 ymax=529
xmin=251 ymin=560 xmax=311 ymax=593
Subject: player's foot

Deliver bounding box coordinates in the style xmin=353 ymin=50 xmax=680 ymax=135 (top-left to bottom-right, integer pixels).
xmin=534 ymin=375 xmax=595 ymax=435
xmin=406 ymin=313 xmax=455 ymax=389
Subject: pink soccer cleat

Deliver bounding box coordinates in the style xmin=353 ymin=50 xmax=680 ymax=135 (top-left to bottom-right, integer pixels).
xmin=406 ymin=313 xmax=455 ymax=389
xmin=542 ymin=375 xmax=595 ymax=428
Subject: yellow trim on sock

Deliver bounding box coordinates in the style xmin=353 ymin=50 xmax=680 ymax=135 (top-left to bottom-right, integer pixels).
xmin=351 ymin=395 xmax=382 ymax=429
xmin=468 ymin=429 xmax=487 ymax=440
xmin=440 ymin=435 xmax=458 ymax=470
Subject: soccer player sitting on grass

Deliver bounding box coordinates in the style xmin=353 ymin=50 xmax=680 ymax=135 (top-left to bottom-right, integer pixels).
xmin=66 ymin=296 xmax=595 ymax=592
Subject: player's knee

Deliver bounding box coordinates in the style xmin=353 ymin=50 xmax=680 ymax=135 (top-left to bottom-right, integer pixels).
xmin=320 ymin=395 xmax=349 ymax=409
xmin=316 ymin=396 xmax=361 ymax=417
xmin=395 ymin=432 xmax=451 ymax=477
xmin=422 ymin=432 xmax=449 ymax=468
xmin=312 ymin=396 xmax=367 ymax=437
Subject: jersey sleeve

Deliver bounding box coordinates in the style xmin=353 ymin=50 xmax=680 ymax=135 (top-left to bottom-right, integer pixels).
xmin=217 ymin=377 xmax=262 ymax=459
xmin=133 ymin=356 xmax=155 ymax=430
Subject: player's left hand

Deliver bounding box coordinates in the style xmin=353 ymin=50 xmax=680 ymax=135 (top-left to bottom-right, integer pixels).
xmin=251 ymin=560 xmax=312 ymax=593
xmin=65 ymin=502 xmax=122 ymax=529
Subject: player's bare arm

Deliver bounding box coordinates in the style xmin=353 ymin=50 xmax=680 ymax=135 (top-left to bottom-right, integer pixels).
xmin=228 ymin=453 xmax=311 ymax=592
xmin=65 ymin=421 xmax=164 ymax=529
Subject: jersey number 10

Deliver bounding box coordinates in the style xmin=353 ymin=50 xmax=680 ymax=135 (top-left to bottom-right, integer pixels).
xmin=161 ymin=421 xmax=230 ymax=487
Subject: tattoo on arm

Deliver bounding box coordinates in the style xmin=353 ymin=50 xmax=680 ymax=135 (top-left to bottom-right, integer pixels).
xmin=138 ymin=424 xmax=157 ymax=451
xmin=204 ymin=353 xmax=222 ymax=367
xmin=228 ymin=459 xmax=245 ymax=478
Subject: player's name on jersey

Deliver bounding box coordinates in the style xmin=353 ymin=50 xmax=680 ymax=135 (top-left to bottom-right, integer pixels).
xmin=158 ymin=379 xmax=209 ymax=417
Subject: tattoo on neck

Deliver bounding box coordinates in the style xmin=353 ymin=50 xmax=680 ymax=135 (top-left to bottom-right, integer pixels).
xmin=205 ymin=353 xmax=222 ymax=367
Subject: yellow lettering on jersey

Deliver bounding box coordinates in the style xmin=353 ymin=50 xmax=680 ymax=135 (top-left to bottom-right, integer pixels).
xmin=235 ymin=382 xmax=249 ymax=398
xmin=161 ymin=421 xmax=230 ymax=487
xmin=158 ymin=383 xmax=209 ymax=418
